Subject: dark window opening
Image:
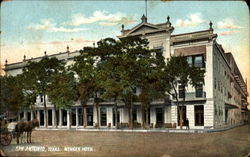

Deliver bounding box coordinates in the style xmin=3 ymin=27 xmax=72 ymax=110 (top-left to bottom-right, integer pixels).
xmin=132 ymin=108 xmax=137 ymax=122
xmin=156 ymin=108 xmax=164 ymax=124
xmin=40 ymin=110 xmax=44 ymax=126
xmin=195 ymin=84 xmax=203 ymax=97
xmin=100 ymin=108 xmax=107 ymax=126
xmin=62 ymin=109 xmax=67 ymax=126
xmin=195 ymin=105 xmax=204 ymax=126
xmin=78 ymin=108 xmax=83 ymax=126
xmin=27 ymin=112 xmax=31 ymax=121
xmin=87 ymin=107 xmax=93 ymax=126
xmin=179 ymin=84 xmax=185 ymax=98
xmin=71 ymin=109 xmax=76 ymax=126
xmin=48 ymin=110 xmax=52 ymax=126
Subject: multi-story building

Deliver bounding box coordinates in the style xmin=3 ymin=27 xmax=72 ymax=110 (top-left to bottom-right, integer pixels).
xmin=4 ymin=15 xmax=249 ymax=130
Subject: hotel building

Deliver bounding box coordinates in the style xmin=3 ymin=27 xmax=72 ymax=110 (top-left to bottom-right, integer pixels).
xmin=4 ymin=15 xmax=249 ymax=130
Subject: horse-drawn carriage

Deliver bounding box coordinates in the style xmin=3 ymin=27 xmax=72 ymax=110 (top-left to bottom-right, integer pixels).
xmin=0 ymin=117 xmax=16 ymax=146
xmin=0 ymin=116 xmax=39 ymax=146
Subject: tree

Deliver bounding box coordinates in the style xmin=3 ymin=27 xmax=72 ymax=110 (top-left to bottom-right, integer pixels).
xmin=71 ymin=46 xmax=104 ymax=128
xmin=164 ymin=56 xmax=205 ymax=129
xmin=22 ymin=57 xmax=64 ymax=128
xmin=0 ymin=75 xmax=24 ymax=115
xmin=137 ymin=52 xmax=166 ymax=128
xmin=47 ymin=69 xmax=77 ymax=128
xmin=94 ymin=37 xmax=159 ymax=128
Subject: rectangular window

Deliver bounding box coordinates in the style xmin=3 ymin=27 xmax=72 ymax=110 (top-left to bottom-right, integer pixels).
xmin=195 ymin=106 xmax=204 ymax=126
xmin=78 ymin=108 xmax=83 ymax=126
xmin=132 ymin=108 xmax=137 ymax=122
xmin=194 ymin=56 xmax=203 ymax=68
xmin=178 ymin=84 xmax=185 ymax=98
xmin=100 ymin=108 xmax=107 ymax=126
xmin=40 ymin=96 xmax=43 ymax=102
xmin=87 ymin=107 xmax=93 ymax=126
xmin=186 ymin=56 xmax=192 ymax=67
xmin=156 ymin=108 xmax=164 ymax=124
xmin=195 ymin=84 xmax=203 ymax=98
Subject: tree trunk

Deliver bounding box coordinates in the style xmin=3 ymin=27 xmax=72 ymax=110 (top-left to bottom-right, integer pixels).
xmin=43 ymin=95 xmax=48 ymax=128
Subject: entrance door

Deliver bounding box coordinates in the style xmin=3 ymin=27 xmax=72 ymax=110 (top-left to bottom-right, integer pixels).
xmin=87 ymin=108 xmax=93 ymax=126
xmin=48 ymin=110 xmax=52 ymax=126
xmin=156 ymin=108 xmax=164 ymax=126
xmin=71 ymin=109 xmax=76 ymax=126
xmin=100 ymin=108 xmax=107 ymax=126
xmin=27 ymin=112 xmax=31 ymax=121
xmin=195 ymin=105 xmax=204 ymax=126
xmin=40 ymin=110 xmax=44 ymax=126
xmin=78 ymin=108 xmax=83 ymax=126
xmin=62 ymin=109 xmax=67 ymax=126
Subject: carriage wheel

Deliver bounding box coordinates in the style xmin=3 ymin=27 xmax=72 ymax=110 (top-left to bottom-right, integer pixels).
xmin=0 ymin=132 xmax=12 ymax=146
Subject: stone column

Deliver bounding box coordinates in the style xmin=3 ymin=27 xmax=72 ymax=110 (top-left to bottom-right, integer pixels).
xmin=31 ymin=111 xmax=34 ymax=120
xmin=44 ymin=110 xmax=47 ymax=127
xmin=24 ymin=111 xmax=28 ymax=120
xmin=52 ymin=108 xmax=55 ymax=127
xmin=59 ymin=109 xmax=62 ymax=127
xmin=67 ymin=110 xmax=70 ymax=128
xmin=37 ymin=110 xmax=40 ymax=123
xmin=76 ymin=108 xmax=79 ymax=127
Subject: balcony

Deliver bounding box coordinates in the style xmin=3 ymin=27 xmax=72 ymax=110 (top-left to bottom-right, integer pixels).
xmin=174 ymin=92 xmax=206 ymax=102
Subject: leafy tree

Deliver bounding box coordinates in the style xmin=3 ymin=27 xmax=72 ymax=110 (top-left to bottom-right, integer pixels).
xmin=47 ymin=69 xmax=78 ymax=128
xmin=94 ymin=37 xmax=160 ymax=128
xmin=137 ymin=52 xmax=166 ymax=128
xmin=0 ymin=75 xmax=24 ymax=115
xmin=164 ymin=56 xmax=205 ymax=129
xmin=22 ymin=57 xmax=64 ymax=127
xmin=71 ymin=47 xmax=103 ymax=128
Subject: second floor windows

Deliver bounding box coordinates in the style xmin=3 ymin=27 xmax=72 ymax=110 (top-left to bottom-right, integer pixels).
xmin=195 ymin=84 xmax=203 ymax=98
xmin=186 ymin=55 xmax=204 ymax=68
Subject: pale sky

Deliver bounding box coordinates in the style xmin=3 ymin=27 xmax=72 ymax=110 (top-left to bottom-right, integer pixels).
xmin=1 ymin=1 xmax=249 ymax=101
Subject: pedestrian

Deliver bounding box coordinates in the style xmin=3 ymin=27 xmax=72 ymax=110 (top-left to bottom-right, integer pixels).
xmin=186 ymin=118 xmax=189 ymax=130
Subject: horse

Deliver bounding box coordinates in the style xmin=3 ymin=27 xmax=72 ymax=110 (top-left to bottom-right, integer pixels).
xmin=15 ymin=118 xmax=39 ymax=144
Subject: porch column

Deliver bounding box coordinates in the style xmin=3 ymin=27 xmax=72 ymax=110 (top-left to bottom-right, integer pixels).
xmin=52 ymin=108 xmax=55 ymax=127
xmin=31 ymin=111 xmax=34 ymax=120
xmin=37 ymin=110 xmax=40 ymax=123
xmin=59 ymin=109 xmax=62 ymax=127
xmin=44 ymin=110 xmax=46 ymax=127
xmin=76 ymin=108 xmax=79 ymax=127
xmin=24 ymin=111 xmax=28 ymax=120
xmin=67 ymin=110 xmax=70 ymax=128
xmin=93 ymin=106 xmax=98 ymax=127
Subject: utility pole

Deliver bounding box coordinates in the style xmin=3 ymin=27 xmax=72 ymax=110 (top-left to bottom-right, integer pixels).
xmin=145 ymin=0 xmax=147 ymax=18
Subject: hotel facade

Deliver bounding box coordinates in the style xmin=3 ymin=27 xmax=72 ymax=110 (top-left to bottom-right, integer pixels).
xmin=4 ymin=15 xmax=249 ymax=130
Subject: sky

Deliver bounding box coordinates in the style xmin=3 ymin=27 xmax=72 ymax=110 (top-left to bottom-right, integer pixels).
xmin=1 ymin=1 xmax=249 ymax=101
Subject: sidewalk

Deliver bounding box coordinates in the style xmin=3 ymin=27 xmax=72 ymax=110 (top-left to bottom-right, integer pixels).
xmin=35 ymin=123 xmax=248 ymax=133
